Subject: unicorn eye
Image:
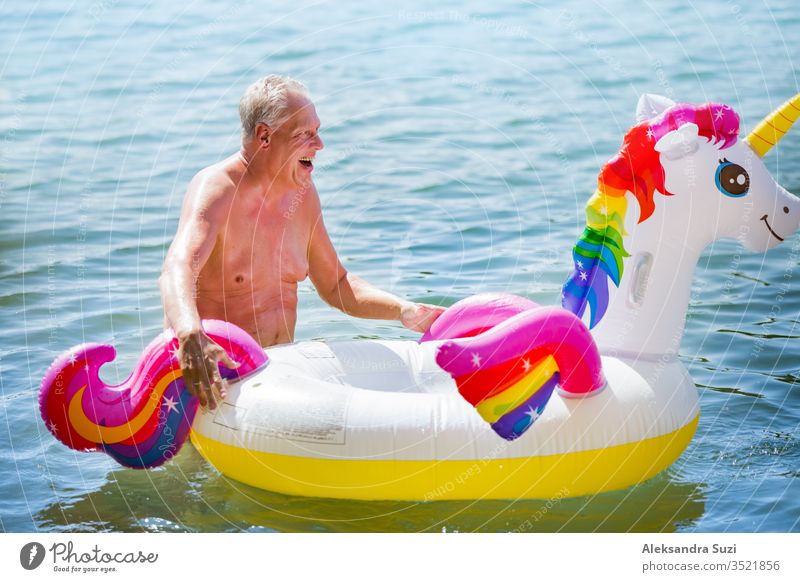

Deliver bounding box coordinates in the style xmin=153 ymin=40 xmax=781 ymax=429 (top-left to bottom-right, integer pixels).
xmin=715 ymin=159 xmax=749 ymax=197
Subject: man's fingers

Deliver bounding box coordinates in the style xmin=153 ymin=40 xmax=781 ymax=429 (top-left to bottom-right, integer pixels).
xmin=412 ymin=304 xmax=444 ymax=332
xmin=218 ymin=351 xmax=240 ymax=369
xmin=188 ymin=358 xmax=215 ymax=411
xmin=184 ymin=376 xmax=200 ymax=399
xmin=204 ymin=358 xmax=230 ymax=410
xmin=188 ymin=377 xmax=209 ymax=408
xmin=211 ymin=380 xmax=225 ymax=405
xmin=198 ymin=362 xmax=217 ymax=410
xmin=177 ymin=334 xmax=240 ymax=411
xmin=181 ymin=362 xmax=208 ymax=406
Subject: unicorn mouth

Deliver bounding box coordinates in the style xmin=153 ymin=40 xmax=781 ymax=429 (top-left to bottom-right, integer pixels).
xmin=760 ymin=214 xmax=784 ymax=242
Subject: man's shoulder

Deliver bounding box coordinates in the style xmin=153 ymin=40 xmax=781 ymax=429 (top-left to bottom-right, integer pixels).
xmin=302 ymin=179 xmax=322 ymax=209
xmin=187 ymin=160 xmax=241 ymax=205
xmin=193 ymin=160 xmax=239 ymax=190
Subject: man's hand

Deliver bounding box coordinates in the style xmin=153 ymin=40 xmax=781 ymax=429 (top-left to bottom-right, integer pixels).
xmin=400 ymin=302 xmax=446 ymax=333
xmin=176 ymin=329 xmax=240 ymax=410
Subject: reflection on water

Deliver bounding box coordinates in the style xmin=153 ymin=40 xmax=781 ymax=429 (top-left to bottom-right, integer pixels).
xmin=36 ymin=445 xmax=706 ymax=533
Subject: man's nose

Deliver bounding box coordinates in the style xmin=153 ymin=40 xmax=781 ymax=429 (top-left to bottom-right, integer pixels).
xmin=314 ymin=134 xmax=324 ymax=150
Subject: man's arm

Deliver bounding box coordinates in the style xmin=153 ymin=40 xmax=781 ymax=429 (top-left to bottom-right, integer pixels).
xmin=306 ymin=187 xmax=444 ymax=332
xmin=159 ymin=171 xmax=238 ymax=410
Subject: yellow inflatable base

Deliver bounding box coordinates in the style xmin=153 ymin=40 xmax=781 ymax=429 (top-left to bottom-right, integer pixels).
xmin=190 ymin=414 xmax=698 ymax=501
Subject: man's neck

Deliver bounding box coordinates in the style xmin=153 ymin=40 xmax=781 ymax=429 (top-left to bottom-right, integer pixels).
xmin=237 ymin=144 xmax=289 ymax=195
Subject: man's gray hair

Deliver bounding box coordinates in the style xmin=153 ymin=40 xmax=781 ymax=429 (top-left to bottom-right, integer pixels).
xmin=239 ymin=75 xmax=309 ymax=140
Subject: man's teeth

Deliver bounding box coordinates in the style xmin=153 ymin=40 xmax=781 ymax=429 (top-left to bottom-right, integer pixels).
xmin=299 ymin=157 xmax=313 ymax=162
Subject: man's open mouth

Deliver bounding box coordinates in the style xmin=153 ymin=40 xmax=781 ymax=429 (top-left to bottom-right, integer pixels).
xmin=760 ymin=214 xmax=784 ymax=242
xmin=299 ymin=157 xmax=314 ymax=169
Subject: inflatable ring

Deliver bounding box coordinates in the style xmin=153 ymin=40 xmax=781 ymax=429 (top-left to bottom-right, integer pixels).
xmin=189 ymin=295 xmax=698 ymax=500
xmin=40 ymin=295 xmax=697 ymax=500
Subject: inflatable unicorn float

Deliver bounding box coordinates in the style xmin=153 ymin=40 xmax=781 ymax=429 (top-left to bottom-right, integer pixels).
xmin=41 ymin=93 xmax=800 ymax=500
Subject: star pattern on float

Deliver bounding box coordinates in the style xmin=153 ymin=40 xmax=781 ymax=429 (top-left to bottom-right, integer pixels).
xmin=521 ymin=358 xmax=532 ymax=372
xmin=579 ymin=270 xmax=588 ymax=281
xmin=48 ymin=421 xmax=59 ymax=434
xmin=524 ymin=406 xmax=541 ymax=422
xmin=162 ymin=396 xmax=179 ymax=414
xmin=471 ymin=352 xmax=482 ymax=368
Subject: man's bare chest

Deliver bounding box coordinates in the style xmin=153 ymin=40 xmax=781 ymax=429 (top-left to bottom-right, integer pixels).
xmin=220 ymin=209 xmax=310 ymax=282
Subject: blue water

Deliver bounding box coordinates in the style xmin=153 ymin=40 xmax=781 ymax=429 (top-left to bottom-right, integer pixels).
xmin=2 ymin=0 xmax=799 ymax=532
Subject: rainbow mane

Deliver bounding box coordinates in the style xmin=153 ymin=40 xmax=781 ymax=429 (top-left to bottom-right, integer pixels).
xmin=562 ymin=102 xmax=741 ymax=327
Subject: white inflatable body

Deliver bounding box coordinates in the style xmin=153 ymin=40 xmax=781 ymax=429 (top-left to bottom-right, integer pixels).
xmin=191 ymin=339 xmax=699 ymax=500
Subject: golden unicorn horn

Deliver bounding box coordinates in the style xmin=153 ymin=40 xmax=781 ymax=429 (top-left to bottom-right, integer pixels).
xmin=745 ymin=93 xmax=800 ymax=157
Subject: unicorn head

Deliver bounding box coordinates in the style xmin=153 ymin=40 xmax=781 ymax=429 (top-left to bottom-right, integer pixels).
xmin=651 ymin=94 xmax=800 ymax=252
xmin=563 ymin=93 xmax=800 ymax=357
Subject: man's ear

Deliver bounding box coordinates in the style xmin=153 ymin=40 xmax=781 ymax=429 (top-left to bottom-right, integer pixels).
xmin=255 ymin=122 xmax=271 ymax=148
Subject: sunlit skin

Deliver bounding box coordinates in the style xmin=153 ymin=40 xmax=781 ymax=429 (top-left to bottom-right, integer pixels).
xmin=160 ymin=91 xmax=444 ymax=409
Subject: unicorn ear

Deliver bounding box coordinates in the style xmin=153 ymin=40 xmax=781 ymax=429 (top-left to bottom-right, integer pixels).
xmin=636 ymin=94 xmax=676 ymax=122
xmin=654 ymin=122 xmax=700 ymax=160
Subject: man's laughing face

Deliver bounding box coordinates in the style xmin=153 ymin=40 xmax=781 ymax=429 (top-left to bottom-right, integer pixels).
xmin=268 ymin=92 xmax=324 ymax=188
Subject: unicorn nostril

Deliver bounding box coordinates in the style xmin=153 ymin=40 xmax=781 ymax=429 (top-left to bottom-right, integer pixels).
xmin=784 ymin=206 xmax=790 ymax=214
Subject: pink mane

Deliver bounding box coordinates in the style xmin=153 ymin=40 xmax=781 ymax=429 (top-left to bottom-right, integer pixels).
xmin=600 ymin=103 xmax=741 ymax=222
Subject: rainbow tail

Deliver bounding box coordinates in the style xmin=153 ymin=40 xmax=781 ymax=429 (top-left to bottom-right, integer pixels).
xmin=435 ymin=305 xmax=605 ymax=440
xmin=39 ymin=320 xmax=267 ymax=468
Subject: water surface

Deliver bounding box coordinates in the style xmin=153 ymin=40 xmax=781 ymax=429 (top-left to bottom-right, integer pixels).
xmin=1 ymin=0 xmax=799 ymax=532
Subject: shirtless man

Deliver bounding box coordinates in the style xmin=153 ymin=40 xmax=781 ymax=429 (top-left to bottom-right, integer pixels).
xmin=160 ymin=75 xmax=444 ymax=410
